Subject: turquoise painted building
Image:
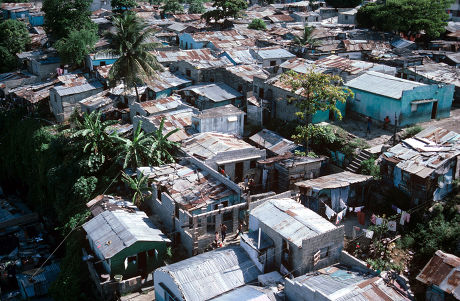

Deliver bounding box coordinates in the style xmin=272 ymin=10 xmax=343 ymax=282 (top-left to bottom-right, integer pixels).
xmin=178 ymin=33 xmax=211 ymax=50
xmin=346 ymin=71 xmax=454 ymax=126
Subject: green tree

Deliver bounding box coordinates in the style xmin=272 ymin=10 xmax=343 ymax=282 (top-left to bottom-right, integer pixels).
xmin=282 ymin=69 xmax=353 ymax=149
xmin=357 ymin=0 xmax=454 ymax=39
xmin=71 ymin=111 xmax=118 ymax=162
xmin=121 ymin=171 xmax=150 ymax=205
xmin=106 ymin=12 xmax=163 ymax=101
xmin=43 ymin=0 xmax=95 ymax=39
xmin=111 ymin=0 xmax=138 ymax=13
xmin=0 ymin=46 xmax=18 ymax=73
xmin=163 ymin=0 xmax=184 ymax=14
xmin=202 ymin=0 xmax=247 ymax=23
xmin=0 ymin=19 xmax=30 ymax=54
xmin=54 ymin=27 xmax=98 ymax=66
xmin=188 ymin=0 xmax=205 ymax=14
xmin=292 ymin=25 xmax=320 ymax=47
xmin=325 ymin=0 xmax=361 ymax=8
xmin=248 ymin=18 xmax=266 ymax=30
xmin=151 ymin=117 xmax=179 ymax=164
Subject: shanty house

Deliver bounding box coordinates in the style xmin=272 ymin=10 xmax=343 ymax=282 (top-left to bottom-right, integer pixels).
xmin=337 ymin=8 xmax=357 ymax=25
xmin=49 ymin=76 xmax=104 ymax=122
xmin=249 ymin=129 xmax=302 ymax=158
xmin=295 ymin=171 xmax=373 ymax=214
xmin=154 ymin=49 xmax=216 ymax=67
xmin=1 ymin=2 xmax=33 ymax=20
xmin=154 ymin=246 xmax=262 ymax=301
xmin=380 ymin=127 xmax=459 ymax=205
xmin=178 ymin=83 xmax=243 ymax=110
xmin=82 ymin=210 xmax=170 ymax=279
xmin=17 ymin=50 xmax=61 ymax=80
xmin=253 ymin=75 xmax=346 ymax=124
xmin=171 ymin=57 xmax=232 ymax=84
xmin=416 ymin=250 xmax=460 ymax=301
xmin=249 ymin=198 xmax=344 ymax=276
xmin=250 ymin=48 xmax=296 ymax=68
xmin=145 ymin=71 xmax=191 ymax=100
xmin=134 ymin=107 xmax=197 ymax=142
xmin=181 ymin=132 xmax=266 ymax=183
xmin=191 ymin=104 xmax=245 ymax=136
xmin=285 ymin=261 xmax=413 ymax=301
xmin=129 ymin=95 xmax=187 ymax=120
xmin=346 ymin=71 xmax=454 ymax=126
xmin=138 ymin=157 xmax=242 ymax=255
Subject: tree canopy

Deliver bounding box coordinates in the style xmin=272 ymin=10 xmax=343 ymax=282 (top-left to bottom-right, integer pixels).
xmin=0 ymin=19 xmax=30 ymax=54
xmin=43 ymin=0 xmax=95 ymax=39
xmin=248 ymin=18 xmax=266 ymax=30
xmin=292 ymin=25 xmax=320 ymax=47
xmin=106 ymin=12 xmax=163 ymax=101
xmin=188 ymin=0 xmax=205 ymax=14
xmin=202 ymin=0 xmax=247 ymax=23
xmin=356 ymin=0 xmax=454 ymax=39
xmin=163 ymin=0 xmax=184 ymax=14
xmin=55 ymin=27 xmax=98 ymax=66
xmin=111 ymin=0 xmax=138 ymax=13
xmin=282 ymin=69 xmax=353 ymax=149
xmin=325 ymin=0 xmax=361 ymax=8
xmin=0 ymin=47 xmax=18 ymax=73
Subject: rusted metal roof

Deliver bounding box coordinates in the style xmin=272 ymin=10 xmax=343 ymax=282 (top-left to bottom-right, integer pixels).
xmin=154 ymin=48 xmax=216 ymax=64
xmin=265 ymin=14 xmax=294 ymax=23
xmin=142 ymin=108 xmax=194 ymax=142
xmin=139 ymin=95 xmax=184 ymax=115
xmin=147 ymin=71 xmax=191 ymax=92
xmin=416 ymin=250 xmax=460 ymax=299
xmin=225 ymin=64 xmax=269 ymax=82
xmin=342 ymin=40 xmax=391 ymax=52
xmin=173 ymin=13 xmax=202 ymax=22
xmin=137 ymin=158 xmax=235 ymax=210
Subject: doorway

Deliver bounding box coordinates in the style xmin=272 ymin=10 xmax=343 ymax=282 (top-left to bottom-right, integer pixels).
xmin=431 ymin=101 xmax=438 ymax=119
xmin=235 ymin=162 xmax=244 ymax=183
xmin=329 ymin=110 xmax=335 ymax=121
xmin=137 ymin=251 xmax=147 ymax=278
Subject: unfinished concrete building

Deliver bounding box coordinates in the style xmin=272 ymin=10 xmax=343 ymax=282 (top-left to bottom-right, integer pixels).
xmin=137 ymin=157 xmax=243 ymax=256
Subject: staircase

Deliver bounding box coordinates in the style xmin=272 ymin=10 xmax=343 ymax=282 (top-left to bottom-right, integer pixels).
xmin=346 ymin=149 xmax=372 ymax=173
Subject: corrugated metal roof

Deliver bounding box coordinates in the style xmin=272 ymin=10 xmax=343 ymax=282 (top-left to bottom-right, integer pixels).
xmin=294 ymin=264 xmax=411 ymax=301
xmin=416 ymin=250 xmax=460 ymax=299
xmin=249 ymin=129 xmax=300 ymax=156
xmin=140 ymin=95 xmax=184 ymax=114
xmin=143 ymin=107 xmax=195 ymax=142
xmin=180 ymin=83 xmax=242 ymax=102
xmin=82 ymin=210 xmax=170 ymax=259
xmin=345 ymin=71 xmax=425 ymax=99
xmin=137 ymin=158 xmax=235 ymax=210
xmin=156 ymin=246 xmax=262 ymax=301
xmin=225 ymin=64 xmax=269 ymax=82
xmin=147 ymin=71 xmax=191 ymax=92
xmin=195 ymin=104 xmax=245 ymax=119
xmin=383 ymin=127 xmax=460 ymax=176
xmin=212 ymin=285 xmax=275 ymax=301
xmin=154 ymin=48 xmax=216 ymax=64
xmin=54 ymin=80 xmax=103 ymax=97
xmin=255 ymin=48 xmax=295 ymax=60
xmin=296 ymin=171 xmax=372 ymax=190
xmin=250 ymin=198 xmax=337 ymax=247
xmin=222 ymin=49 xmax=257 ymax=65
xmin=182 ymin=132 xmax=254 ymax=160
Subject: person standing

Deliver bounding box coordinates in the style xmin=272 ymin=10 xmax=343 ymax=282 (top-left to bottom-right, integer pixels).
xmin=214 ymin=231 xmax=219 ymax=248
xmin=383 ymin=116 xmax=390 ymax=130
xmin=234 ymin=222 xmax=243 ymax=239
xmin=220 ymin=223 xmax=227 ymax=242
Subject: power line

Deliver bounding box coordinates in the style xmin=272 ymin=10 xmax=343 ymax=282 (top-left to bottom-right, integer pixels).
xmin=31 ymin=171 xmax=121 ymax=278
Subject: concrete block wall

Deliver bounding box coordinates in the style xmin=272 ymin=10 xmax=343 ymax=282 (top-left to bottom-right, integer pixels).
xmin=301 ymin=226 xmax=344 ymax=274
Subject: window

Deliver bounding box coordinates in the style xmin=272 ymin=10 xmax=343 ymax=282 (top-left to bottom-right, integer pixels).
xmin=320 ymin=246 xmax=329 ymax=259
xmin=186 ymin=69 xmax=191 ymax=77
xmin=250 ymin=160 xmax=256 ymax=169
xmin=270 ymin=60 xmax=277 ymax=66
xmin=127 ymin=256 xmax=136 ymax=264
xmin=147 ymin=249 xmax=155 ymax=257
xmin=411 ymin=103 xmax=418 ymax=112
xmin=344 ymin=15 xmax=348 ymax=20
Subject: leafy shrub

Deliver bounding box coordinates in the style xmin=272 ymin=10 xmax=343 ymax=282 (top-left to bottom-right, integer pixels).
xmin=359 ymin=157 xmax=380 ymax=179
xmin=248 ymin=18 xmax=266 ymax=30
xmin=402 ymin=125 xmax=423 ymax=139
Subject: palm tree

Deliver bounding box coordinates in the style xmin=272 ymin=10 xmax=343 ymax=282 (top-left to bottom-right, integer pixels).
xmin=106 ymin=12 xmax=163 ymax=102
xmin=114 ymin=121 xmax=156 ymax=169
xmin=71 ymin=111 xmax=117 ymax=159
xmin=293 ymin=25 xmax=320 ymax=48
xmin=151 ymin=117 xmax=179 ymax=165
xmin=121 ymin=171 xmax=150 ymax=206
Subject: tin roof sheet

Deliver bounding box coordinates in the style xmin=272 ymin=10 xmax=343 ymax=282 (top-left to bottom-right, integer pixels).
xmin=154 ymin=48 xmax=216 ymax=63
xmin=249 ymin=129 xmax=300 ymax=156
xmin=143 ymin=108 xmax=194 ymax=142
xmin=345 ymin=71 xmax=425 ymax=99
xmin=255 ymin=47 xmax=295 ymax=60
xmin=139 ymin=95 xmax=184 ymax=114
xmin=156 ymin=246 xmax=262 ymax=301
xmin=295 ymin=171 xmax=373 ymax=190
xmin=180 ymin=82 xmax=242 ymax=102
xmin=212 ymin=285 xmax=275 ymax=301
xmin=137 ymin=158 xmax=235 ymax=210
xmin=195 ymin=104 xmax=245 ymax=119
xmin=416 ymin=250 xmax=460 ymax=299
xmin=82 ymin=210 xmax=170 ymax=259
xmin=250 ymin=198 xmax=337 ymax=247
xmin=182 ymin=132 xmax=254 ymax=159
xmin=407 ymin=62 xmax=460 ymax=87
xmin=225 ymin=64 xmax=269 ymax=82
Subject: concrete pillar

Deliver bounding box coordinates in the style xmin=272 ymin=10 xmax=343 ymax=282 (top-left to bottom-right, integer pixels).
xmin=200 ymin=216 xmax=207 ymax=236
xmin=232 ymin=207 xmax=239 ymax=233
